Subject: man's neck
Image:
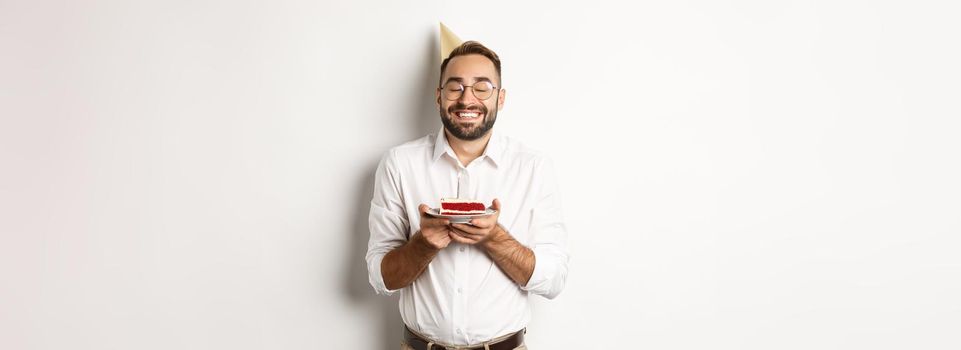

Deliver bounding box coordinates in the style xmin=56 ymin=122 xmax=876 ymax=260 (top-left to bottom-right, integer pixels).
xmin=445 ymin=129 xmax=492 ymax=167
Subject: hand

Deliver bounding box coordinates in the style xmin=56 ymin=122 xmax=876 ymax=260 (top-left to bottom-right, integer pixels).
xmin=449 ymin=199 xmax=503 ymax=246
xmin=418 ymin=204 xmax=452 ymax=250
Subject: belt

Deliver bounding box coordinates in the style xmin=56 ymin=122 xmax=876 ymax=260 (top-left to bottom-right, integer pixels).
xmin=404 ymin=327 xmax=525 ymax=350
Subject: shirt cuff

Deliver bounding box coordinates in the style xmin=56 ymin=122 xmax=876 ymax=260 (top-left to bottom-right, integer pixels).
xmin=519 ymin=246 xmax=568 ymax=299
xmin=368 ymin=253 xmax=400 ymax=296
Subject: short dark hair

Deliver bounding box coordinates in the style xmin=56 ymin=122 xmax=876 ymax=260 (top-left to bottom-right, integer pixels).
xmin=439 ymin=41 xmax=502 ymax=86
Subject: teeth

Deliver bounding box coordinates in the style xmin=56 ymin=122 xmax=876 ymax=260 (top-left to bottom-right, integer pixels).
xmin=457 ymin=112 xmax=479 ymax=118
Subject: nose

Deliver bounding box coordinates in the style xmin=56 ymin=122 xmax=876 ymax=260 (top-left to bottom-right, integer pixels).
xmin=457 ymin=86 xmax=480 ymax=104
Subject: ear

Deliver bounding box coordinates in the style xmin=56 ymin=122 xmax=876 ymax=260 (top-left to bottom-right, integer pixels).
xmin=435 ymin=88 xmax=442 ymax=108
xmin=497 ymin=88 xmax=506 ymax=111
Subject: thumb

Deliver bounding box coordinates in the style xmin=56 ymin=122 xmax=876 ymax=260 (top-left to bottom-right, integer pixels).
xmin=492 ymin=198 xmax=501 ymax=211
xmin=418 ymin=204 xmax=430 ymax=215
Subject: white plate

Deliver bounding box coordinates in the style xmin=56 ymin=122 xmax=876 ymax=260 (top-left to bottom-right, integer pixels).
xmin=426 ymin=208 xmax=497 ymax=224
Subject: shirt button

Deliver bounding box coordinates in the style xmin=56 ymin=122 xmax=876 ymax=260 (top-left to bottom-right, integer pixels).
xmin=457 ymin=287 xmax=463 ymax=293
xmin=456 ymin=328 xmax=462 ymax=335
xmin=459 ymin=247 xmax=465 ymax=252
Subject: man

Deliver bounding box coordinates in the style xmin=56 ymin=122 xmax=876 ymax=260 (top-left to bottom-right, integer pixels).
xmin=366 ymin=39 xmax=570 ymax=350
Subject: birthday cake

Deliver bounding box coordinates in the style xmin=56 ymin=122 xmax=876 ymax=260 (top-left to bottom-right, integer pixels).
xmin=440 ymin=198 xmax=487 ymax=215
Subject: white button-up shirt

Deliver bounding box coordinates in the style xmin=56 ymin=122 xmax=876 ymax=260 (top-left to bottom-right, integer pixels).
xmin=366 ymin=128 xmax=570 ymax=345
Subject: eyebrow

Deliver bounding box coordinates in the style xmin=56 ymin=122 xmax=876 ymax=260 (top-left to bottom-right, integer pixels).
xmin=443 ymin=76 xmax=495 ymax=85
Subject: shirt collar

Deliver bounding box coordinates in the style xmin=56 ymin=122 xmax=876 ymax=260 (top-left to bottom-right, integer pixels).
xmin=431 ymin=127 xmax=452 ymax=162
xmin=482 ymin=128 xmax=504 ymax=167
xmin=431 ymin=127 xmax=505 ymax=167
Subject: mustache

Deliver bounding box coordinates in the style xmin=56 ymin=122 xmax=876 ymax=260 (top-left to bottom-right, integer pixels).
xmin=448 ymin=104 xmax=487 ymax=114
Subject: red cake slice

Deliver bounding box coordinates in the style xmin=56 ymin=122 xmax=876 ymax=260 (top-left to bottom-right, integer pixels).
xmin=440 ymin=198 xmax=486 ymax=215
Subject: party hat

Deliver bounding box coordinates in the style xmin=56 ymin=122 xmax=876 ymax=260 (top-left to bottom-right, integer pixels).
xmin=439 ymin=22 xmax=463 ymax=60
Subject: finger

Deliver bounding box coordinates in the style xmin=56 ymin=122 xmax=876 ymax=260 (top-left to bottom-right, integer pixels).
xmin=467 ymin=218 xmax=494 ymax=228
xmin=451 ymin=224 xmax=483 ymax=236
xmin=450 ymin=227 xmax=472 ymax=236
xmin=423 ymin=217 xmax=450 ymax=228
xmin=492 ymin=198 xmax=501 ymax=211
xmin=448 ymin=231 xmax=477 ymax=244
xmin=419 ymin=204 xmax=450 ymax=227
xmin=450 ymin=224 xmax=477 ymax=234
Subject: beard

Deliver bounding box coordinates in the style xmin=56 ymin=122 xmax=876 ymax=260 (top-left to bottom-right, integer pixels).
xmin=439 ymin=101 xmax=498 ymax=141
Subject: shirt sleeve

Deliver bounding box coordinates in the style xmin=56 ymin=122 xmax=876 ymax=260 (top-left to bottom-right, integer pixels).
xmin=366 ymin=150 xmax=410 ymax=296
xmin=519 ymin=157 xmax=570 ymax=299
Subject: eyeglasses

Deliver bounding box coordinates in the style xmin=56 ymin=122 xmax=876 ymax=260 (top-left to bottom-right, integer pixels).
xmin=440 ymin=81 xmax=499 ymax=101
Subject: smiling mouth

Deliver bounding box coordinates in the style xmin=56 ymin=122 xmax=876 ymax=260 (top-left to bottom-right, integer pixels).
xmin=453 ymin=110 xmax=483 ymax=121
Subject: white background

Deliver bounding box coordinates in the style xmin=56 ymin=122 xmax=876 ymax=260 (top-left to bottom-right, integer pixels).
xmin=2 ymin=0 xmax=959 ymax=349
